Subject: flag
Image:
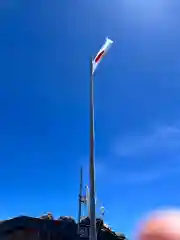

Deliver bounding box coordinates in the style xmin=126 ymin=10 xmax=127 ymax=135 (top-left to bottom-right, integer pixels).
xmin=92 ymin=37 xmax=113 ymax=74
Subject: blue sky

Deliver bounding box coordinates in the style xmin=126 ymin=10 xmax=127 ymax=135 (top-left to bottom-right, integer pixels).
xmin=1 ymin=0 xmax=180 ymax=237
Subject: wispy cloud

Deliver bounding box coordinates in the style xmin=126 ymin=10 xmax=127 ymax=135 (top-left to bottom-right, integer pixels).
xmin=112 ymin=166 xmax=180 ymax=185
xmin=112 ymin=125 xmax=180 ymax=158
xmin=95 ymin=159 xmax=180 ymax=185
xmin=96 ymin=124 xmax=180 ymax=185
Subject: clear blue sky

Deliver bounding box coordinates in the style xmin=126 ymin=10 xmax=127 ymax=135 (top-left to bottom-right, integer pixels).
xmin=1 ymin=0 xmax=180 ymax=237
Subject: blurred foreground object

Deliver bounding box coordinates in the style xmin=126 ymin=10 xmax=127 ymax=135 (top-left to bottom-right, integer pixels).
xmin=136 ymin=209 xmax=180 ymax=240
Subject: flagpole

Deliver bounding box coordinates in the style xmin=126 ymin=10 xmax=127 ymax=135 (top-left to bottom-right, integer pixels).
xmin=89 ymin=58 xmax=97 ymax=240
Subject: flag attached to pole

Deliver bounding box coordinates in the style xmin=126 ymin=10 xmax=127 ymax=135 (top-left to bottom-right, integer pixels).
xmin=92 ymin=37 xmax=113 ymax=74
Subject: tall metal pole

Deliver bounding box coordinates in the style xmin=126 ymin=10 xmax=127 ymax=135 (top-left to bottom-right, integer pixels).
xmin=89 ymin=58 xmax=97 ymax=240
xmin=78 ymin=167 xmax=83 ymax=234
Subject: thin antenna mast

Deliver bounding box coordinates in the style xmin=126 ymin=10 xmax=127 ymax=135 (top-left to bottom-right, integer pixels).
xmin=78 ymin=167 xmax=83 ymax=234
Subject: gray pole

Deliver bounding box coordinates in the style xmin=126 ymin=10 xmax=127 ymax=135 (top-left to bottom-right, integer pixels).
xmin=89 ymin=58 xmax=97 ymax=240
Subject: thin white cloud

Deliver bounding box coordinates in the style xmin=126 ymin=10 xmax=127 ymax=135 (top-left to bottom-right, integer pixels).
xmin=112 ymin=125 xmax=180 ymax=158
xmin=96 ymin=158 xmax=180 ymax=185
xmin=96 ymin=125 xmax=180 ymax=185
xmin=116 ymin=166 xmax=180 ymax=184
xmin=121 ymin=0 xmax=176 ymax=28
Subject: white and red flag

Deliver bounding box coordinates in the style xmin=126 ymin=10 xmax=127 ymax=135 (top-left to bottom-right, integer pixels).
xmin=92 ymin=37 xmax=113 ymax=74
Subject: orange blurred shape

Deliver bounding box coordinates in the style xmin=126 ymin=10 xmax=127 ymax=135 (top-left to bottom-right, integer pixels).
xmin=135 ymin=209 xmax=180 ymax=240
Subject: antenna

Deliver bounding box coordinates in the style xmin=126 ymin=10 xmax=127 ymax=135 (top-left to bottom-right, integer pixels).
xmin=100 ymin=206 xmax=105 ymax=219
xmin=78 ymin=167 xmax=83 ymax=234
xmin=85 ymin=185 xmax=90 ymax=217
xmin=95 ymin=197 xmax=106 ymax=220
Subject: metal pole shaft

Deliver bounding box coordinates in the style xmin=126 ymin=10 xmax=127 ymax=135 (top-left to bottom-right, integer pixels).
xmin=89 ymin=59 xmax=97 ymax=240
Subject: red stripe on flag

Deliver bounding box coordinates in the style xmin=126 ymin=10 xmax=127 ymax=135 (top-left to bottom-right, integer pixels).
xmin=95 ymin=50 xmax=105 ymax=63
